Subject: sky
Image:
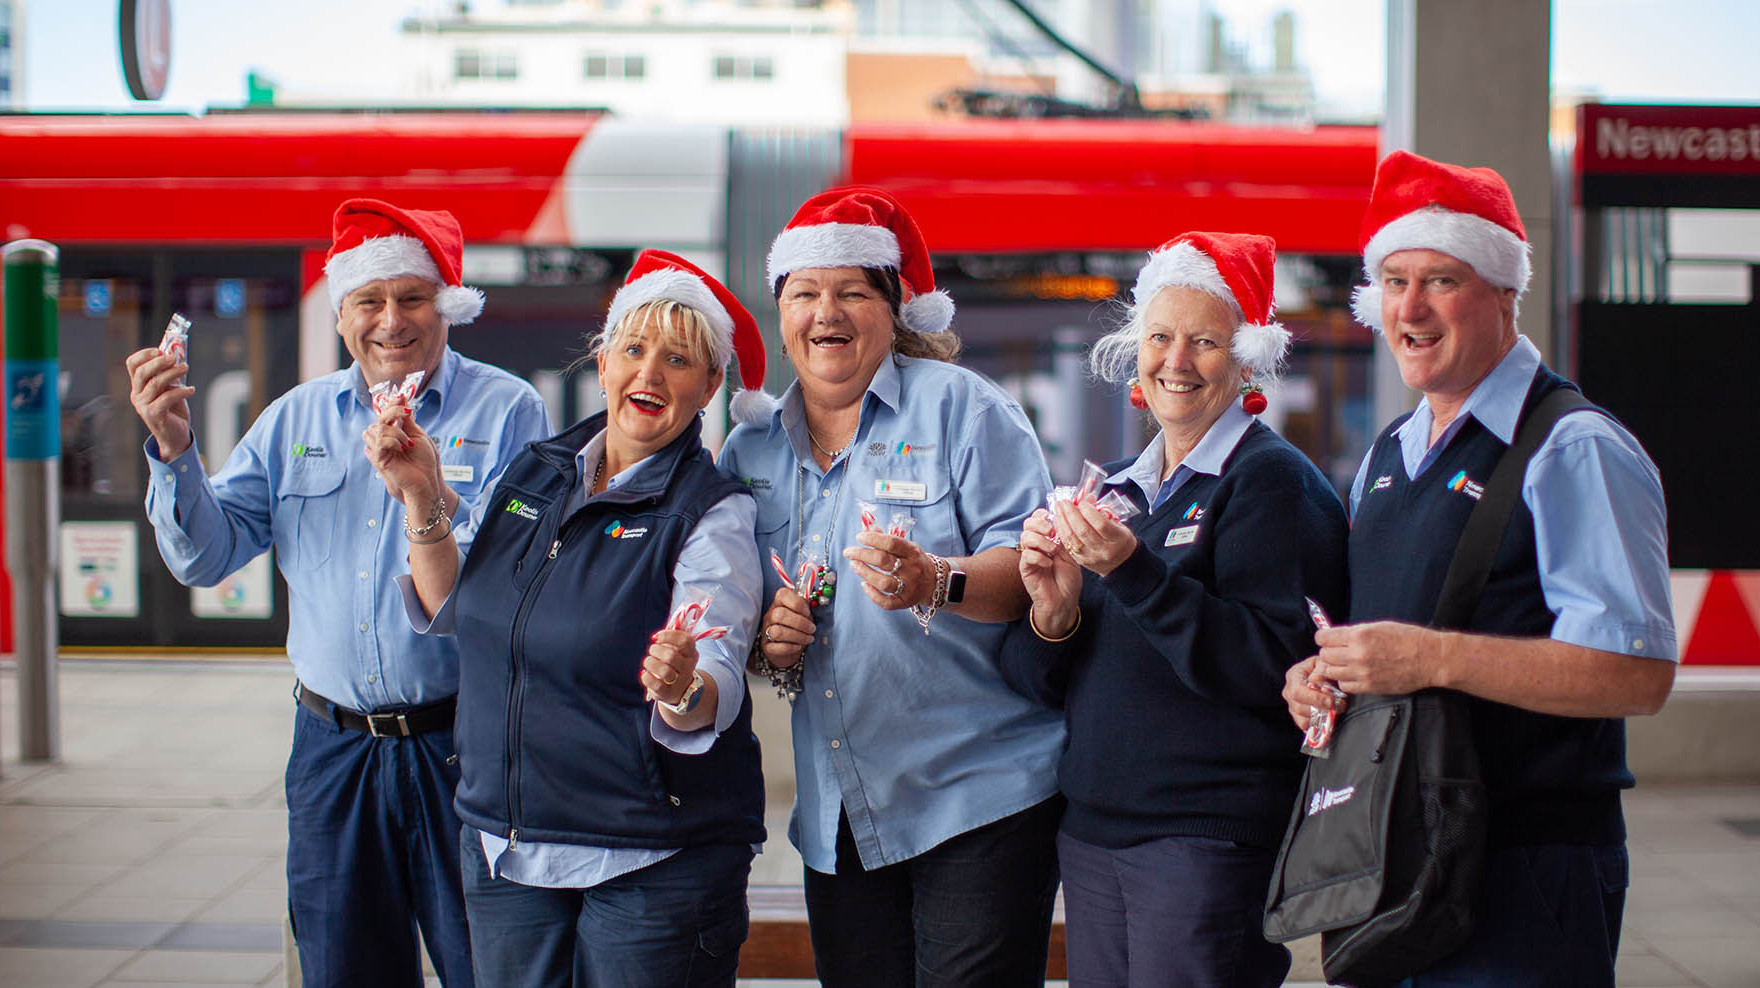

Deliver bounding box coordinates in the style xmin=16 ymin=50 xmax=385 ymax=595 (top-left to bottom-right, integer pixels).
xmin=14 ymin=0 xmax=1760 ymax=115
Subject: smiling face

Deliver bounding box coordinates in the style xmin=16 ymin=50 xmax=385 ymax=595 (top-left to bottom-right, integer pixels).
xmin=336 ymin=276 xmax=451 ymax=388
xmin=1137 ymin=286 xmax=1247 ymax=445
xmin=1377 ymin=249 xmax=1517 ymax=407
xmin=776 ymin=267 xmax=897 ymax=404
xmin=596 ymin=304 xmax=725 ymax=464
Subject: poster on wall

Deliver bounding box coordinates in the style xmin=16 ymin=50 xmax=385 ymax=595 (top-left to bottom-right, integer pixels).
xmin=59 ymin=521 xmax=142 ymax=618
xmin=190 ymin=551 xmax=274 ymax=619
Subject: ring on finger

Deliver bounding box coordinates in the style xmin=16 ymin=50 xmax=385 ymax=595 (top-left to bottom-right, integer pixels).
xmin=879 ymin=575 xmax=901 ymax=597
xmin=886 ymin=555 xmax=902 ymax=575
xmin=663 ymin=671 xmax=679 ymax=686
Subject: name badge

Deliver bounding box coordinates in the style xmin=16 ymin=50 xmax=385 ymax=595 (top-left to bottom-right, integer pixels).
xmin=442 ymin=464 xmax=475 ymax=484
xmin=875 ymin=479 xmax=928 ymax=502
xmin=1165 ymin=524 xmax=1199 ymax=547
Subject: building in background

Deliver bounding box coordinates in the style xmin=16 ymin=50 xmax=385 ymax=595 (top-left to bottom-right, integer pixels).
xmin=1 ymin=0 xmax=21 ymax=107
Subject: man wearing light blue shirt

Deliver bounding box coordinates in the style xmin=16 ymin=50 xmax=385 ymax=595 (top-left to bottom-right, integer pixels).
xmin=1283 ymin=151 xmax=1675 ymax=987
xmin=124 ymin=199 xmax=551 ymax=987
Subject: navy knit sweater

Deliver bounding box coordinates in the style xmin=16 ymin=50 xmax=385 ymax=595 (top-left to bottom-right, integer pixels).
xmin=1001 ymin=421 xmax=1349 ymax=850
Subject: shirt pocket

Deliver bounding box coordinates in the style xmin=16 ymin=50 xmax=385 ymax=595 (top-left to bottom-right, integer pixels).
xmin=853 ymin=460 xmax=961 ymax=556
xmin=275 ymin=459 xmax=347 ymax=569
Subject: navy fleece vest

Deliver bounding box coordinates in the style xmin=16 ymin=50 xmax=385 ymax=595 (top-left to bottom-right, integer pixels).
xmin=452 ymin=412 xmax=765 ymax=850
xmin=1349 ymin=365 xmax=1629 ymax=847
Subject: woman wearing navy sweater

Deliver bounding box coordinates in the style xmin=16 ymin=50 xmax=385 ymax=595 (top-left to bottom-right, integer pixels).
xmin=368 ymin=250 xmax=772 ymax=987
xmin=1001 ymin=232 xmax=1349 ymax=988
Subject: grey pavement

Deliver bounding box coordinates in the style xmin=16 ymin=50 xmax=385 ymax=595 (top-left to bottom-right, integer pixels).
xmin=1 ymin=657 xmax=1758 ymax=987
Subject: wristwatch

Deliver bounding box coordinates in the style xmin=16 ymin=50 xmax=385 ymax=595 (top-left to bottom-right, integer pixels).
xmin=945 ymin=565 xmax=967 ymax=605
xmin=658 ymin=670 xmax=706 ymax=715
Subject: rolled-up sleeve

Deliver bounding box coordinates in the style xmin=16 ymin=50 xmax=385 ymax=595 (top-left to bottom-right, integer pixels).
xmin=1526 ymin=415 xmax=1677 ymax=660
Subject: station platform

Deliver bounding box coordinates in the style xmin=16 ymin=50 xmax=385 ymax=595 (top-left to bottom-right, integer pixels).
xmin=2 ymin=656 xmax=1758 ymax=987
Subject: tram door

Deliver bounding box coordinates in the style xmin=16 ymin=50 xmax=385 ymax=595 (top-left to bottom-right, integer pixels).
xmin=56 ymin=249 xmax=299 ymax=649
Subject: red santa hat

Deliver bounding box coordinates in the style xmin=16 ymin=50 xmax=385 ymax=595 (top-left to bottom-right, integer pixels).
xmin=1351 ymin=150 xmax=1531 ymax=331
xmin=325 ymin=198 xmax=485 ymax=325
xmin=1132 ymin=231 xmax=1290 ymax=375
xmin=601 ymin=249 xmax=768 ymax=422
xmin=764 ymin=186 xmax=955 ymax=336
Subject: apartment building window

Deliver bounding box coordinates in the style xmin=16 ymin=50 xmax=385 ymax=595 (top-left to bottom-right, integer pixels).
xmin=712 ymin=54 xmax=774 ymax=81
xmin=584 ymin=53 xmax=646 ymax=80
xmin=455 ymin=50 xmax=518 ymax=80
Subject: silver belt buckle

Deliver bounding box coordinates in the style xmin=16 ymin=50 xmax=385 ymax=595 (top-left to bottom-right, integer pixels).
xmin=367 ymin=712 xmax=410 ymax=738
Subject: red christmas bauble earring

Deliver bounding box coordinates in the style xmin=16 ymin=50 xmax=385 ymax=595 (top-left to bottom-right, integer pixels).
xmin=1240 ymin=381 xmax=1267 ymax=415
xmin=1127 ymin=378 xmax=1148 ymax=410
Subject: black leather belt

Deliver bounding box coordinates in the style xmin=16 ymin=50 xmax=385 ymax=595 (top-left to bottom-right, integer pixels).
xmin=294 ymin=682 xmax=456 ymax=738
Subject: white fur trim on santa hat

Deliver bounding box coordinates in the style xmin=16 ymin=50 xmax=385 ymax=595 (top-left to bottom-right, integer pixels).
xmin=326 ymin=235 xmax=484 ymax=325
xmin=901 ymin=289 xmax=954 ymax=334
xmin=435 ymin=285 xmax=485 ymax=326
xmin=1354 ymin=206 xmax=1530 ymax=332
xmin=730 ymin=387 xmax=780 ymax=427
xmin=767 ymin=223 xmax=901 ymax=285
xmin=1131 ymin=242 xmax=1241 ymax=317
xmin=601 ymin=268 xmax=734 ymax=367
xmin=1231 ymin=322 xmax=1291 ymax=378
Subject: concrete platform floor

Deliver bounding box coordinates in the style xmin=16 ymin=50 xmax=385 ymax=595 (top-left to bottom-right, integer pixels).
xmin=2 ymin=657 xmax=1758 ymax=987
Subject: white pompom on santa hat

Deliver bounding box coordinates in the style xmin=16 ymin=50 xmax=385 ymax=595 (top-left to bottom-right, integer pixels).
xmin=324 ymin=198 xmax=486 ymax=325
xmin=598 ymin=249 xmax=768 ymax=424
xmin=1133 ymin=231 xmax=1290 ymax=376
xmin=1351 ymin=150 xmax=1532 ymax=332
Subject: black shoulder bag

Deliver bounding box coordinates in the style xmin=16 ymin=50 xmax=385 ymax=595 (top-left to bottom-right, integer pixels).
xmin=1261 ymin=387 xmax=1590 ymax=988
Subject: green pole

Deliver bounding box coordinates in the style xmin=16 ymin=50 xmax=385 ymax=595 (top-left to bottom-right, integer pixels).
xmin=4 ymin=238 xmax=62 ymax=762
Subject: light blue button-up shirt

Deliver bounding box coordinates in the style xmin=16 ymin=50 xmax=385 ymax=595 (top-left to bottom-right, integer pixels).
xmin=401 ymin=426 xmax=760 ymax=889
xmin=1349 ymin=335 xmax=1677 ymax=661
xmin=1111 ymin=402 xmax=1256 ymax=513
xmin=720 ymin=355 xmax=1065 ymax=874
xmin=143 ymin=347 xmax=553 ymax=710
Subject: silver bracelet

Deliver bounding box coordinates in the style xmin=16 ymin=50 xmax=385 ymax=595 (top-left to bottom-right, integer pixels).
xmin=748 ymin=634 xmax=804 ymax=702
xmin=404 ymin=495 xmax=450 ymax=540
xmin=911 ymin=554 xmax=950 ymax=635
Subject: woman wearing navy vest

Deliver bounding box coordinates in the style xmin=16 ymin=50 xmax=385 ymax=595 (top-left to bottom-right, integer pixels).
xmin=1000 ymin=232 xmax=1349 ymax=988
xmin=365 ymin=250 xmax=771 ymax=988
xmin=719 ymin=187 xmax=1066 ymax=986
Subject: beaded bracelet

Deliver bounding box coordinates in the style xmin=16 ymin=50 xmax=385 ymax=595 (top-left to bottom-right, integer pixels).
xmin=404 ymin=495 xmax=450 ymax=542
xmin=748 ymin=634 xmax=804 ymax=702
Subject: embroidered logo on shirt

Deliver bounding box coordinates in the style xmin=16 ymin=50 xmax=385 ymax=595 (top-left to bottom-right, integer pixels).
xmin=603 ymin=519 xmax=649 ymax=540
xmin=867 ymin=443 xmax=886 ymax=456
xmin=889 ymin=441 xmax=936 ymax=456
xmin=1447 ymin=470 xmax=1485 ymax=501
xmin=1369 ymin=474 xmax=1393 ymax=494
xmin=1307 ymin=785 xmax=1356 ymax=816
xmin=504 ymin=498 xmax=540 ymax=520
xmin=1165 ymin=525 xmax=1200 ymax=547
xmin=1182 ymin=502 xmax=1205 ymax=521
xmin=446 ymin=435 xmax=491 ymax=449
xmin=290 ymin=443 xmax=328 ymax=458
xmin=740 ymin=476 xmax=774 ymax=492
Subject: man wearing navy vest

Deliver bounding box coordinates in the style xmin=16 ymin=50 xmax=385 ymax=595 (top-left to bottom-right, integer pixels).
xmin=1282 ymin=150 xmax=1676 ymax=986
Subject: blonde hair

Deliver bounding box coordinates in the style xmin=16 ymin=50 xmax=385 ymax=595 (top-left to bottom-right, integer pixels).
xmin=586 ymin=299 xmax=725 ymax=371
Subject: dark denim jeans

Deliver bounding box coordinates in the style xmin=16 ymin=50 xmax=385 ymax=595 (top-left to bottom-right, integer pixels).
xmin=1057 ymin=831 xmax=1289 ymax=988
xmin=803 ymin=797 xmax=1063 ymax=988
xmin=460 ymin=830 xmax=753 ymax=988
xmin=284 ymin=703 xmax=473 ymax=988
xmin=1397 ymin=843 xmax=1629 ymax=988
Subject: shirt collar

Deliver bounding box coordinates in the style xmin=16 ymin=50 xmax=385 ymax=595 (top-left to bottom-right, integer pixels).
xmin=777 ymin=355 xmax=904 ymax=466
xmin=1111 ymin=402 xmax=1255 ymax=501
xmin=1396 ymin=334 xmax=1539 ymax=450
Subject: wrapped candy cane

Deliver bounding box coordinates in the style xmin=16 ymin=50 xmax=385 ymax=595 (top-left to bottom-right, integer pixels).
xmin=159 ymin=313 xmax=192 ymax=386
xmin=664 ymin=585 xmax=729 ymax=641
xmin=369 ymin=370 xmax=426 ymax=415
xmin=1300 ymin=596 xmax=1348 ymax=758
xmin=770 ymin=549 xmax=797 ymax=590
xmin=795 ymin=549 xmax=835 ymax=607
xmin=886 ymin=512 xmax=915 ymax=539
xmin=1076 ymin=459 xmax=1108 ymax=501
xmin=857 ymin=500 xmax=880 ymax=533
xmin=1094 ymin=489 xmax=1142 ymax=525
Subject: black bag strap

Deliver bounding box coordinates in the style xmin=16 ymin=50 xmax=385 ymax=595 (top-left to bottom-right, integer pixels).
xmin=1431 ymin=386 xmax=1591 ymax=628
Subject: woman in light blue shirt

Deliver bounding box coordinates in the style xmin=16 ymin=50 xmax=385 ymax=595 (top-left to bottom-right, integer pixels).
xmin=719 ymin=187 xmax=1065 ymax=987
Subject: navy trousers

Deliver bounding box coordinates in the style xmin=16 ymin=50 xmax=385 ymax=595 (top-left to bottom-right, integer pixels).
xmin=284 ymin=702 xmax=473 ymax=988
xmin=1396 ymin=843 xmax=1629 ymax=988
xmin=460 ymin=830 xmax=753 ymax=988
xmin=1057 ymin=831 xmax=1290 ymax=988
xmin=803 ymin=797 xmax=1063 ymax=988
